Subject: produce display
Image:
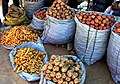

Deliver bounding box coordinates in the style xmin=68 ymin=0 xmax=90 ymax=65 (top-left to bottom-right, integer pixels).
xmin=113 ymin=22 xmax=120 ymax=35
xmin=34 ymin=8 xmax=47 ymax=20
xmin=1 ymin=25 xmax=38 ymax=47
xmin=3 ymin=5 xmax=27 ymax=26
xmin=47 ymin=0 xmax=75 ymax=20
xmin=76 ymin=12 xmax=116 ymax=30
xmin=13 ymin=47 xmax=46 ymax=75
xmin=7 ymin=5 xmax=24 ymax=18
xmin=43 ymin=55 xmax=82 ymax=84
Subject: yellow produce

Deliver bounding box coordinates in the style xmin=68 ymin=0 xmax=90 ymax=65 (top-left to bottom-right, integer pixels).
xmin=13 ymin=47 xmax=46 ymax=75
xmin=1 ymin=25 xmax=38 ymax=47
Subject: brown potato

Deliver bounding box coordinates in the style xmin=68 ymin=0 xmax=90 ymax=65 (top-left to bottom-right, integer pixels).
xmin=47 ymin=0 xmax=75 ymax=20
xmin=53 ymin=78 xmax=58 ymax=83
xmin=43 ymin=55 xmax=82 ymax=84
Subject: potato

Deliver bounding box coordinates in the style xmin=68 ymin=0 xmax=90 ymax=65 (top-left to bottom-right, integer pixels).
xmin=48 ymin=0 xmax=75 ymax=20
xmin=66 ymin=16 xmax=71 ymax=20
xmin=35 ymin=8 xmax=47 ymax=20
xmin=113 ymin=22 xmax=120 ymax=35
xmin=42 ymin=55 xmax=83 ymax=84
xmin=77 ymin=12 xmax=115 ymax=30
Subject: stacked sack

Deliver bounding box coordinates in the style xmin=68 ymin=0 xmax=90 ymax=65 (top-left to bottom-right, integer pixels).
xmin=42 ymin=0 xmax=76 ymax=44
xmin=29 ymin=7 xmax=47 ymax=30
xmin=74 ymin=11 xmax=116 ymax=65
xmin=107 ymin=20 xmax=120 ymax=83
xmin=3 ymin=5 xmax=27 ymax=26
xmin=24 ymin=0 xmax=44 ymax=19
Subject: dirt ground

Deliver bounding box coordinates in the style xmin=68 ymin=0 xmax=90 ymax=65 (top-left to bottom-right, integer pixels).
xmin=0 ymin=43 xmax=116 ymax=84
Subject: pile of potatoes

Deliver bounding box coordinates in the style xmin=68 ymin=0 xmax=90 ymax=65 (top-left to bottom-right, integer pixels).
xmin=42 ymin=55 xmax=83 ymax=84
xmin=34 ymin=8 xmax=47 ymax=20
xmin=47 ymin=0 xmax=75 ymax=20
xmin=76 ymin=12 xmax=116 ymax=30
xmin=113 ymin=22 xmax=120 ymax=35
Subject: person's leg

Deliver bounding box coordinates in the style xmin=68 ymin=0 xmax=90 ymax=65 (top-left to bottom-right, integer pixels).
xmin=13 ymin=0 xmax=19 ymax=7
xmin=0 ymin=19 xmax=2 ymax=28
xmin=2 ymin=0 xmax=9 ymax=17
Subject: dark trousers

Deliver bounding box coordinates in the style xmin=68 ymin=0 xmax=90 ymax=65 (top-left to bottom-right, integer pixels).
xmin=2 ymin=0 xmax=19 ymax=16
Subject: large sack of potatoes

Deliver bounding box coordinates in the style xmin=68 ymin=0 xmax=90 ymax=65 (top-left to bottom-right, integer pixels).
xmin=107 ymin=20 xmax=120 ymax=83
xmin=39 ymin=55 xmax=86 ymax=84
xmin=42 ymin=0 xmax=76 ymax=44
xmin=24 ymin=0 xmax=44 ymax=19
xmin=74 ymin=11 xmax=116 ymax=65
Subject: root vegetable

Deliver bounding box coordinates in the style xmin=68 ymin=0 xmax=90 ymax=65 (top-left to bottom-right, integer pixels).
xmin=42 ymin=55 xmax=83 ymax=84
xmin=48 ymin=0 xmax=75 ymax=20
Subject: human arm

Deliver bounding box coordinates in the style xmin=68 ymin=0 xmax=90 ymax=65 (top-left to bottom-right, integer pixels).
xmin=111 ymin=2 xmax=120 ymax=11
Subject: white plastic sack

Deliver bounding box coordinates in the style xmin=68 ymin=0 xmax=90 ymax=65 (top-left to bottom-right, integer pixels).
xmin=39 ymin=55 xmax=86 ymax=84
xmin=42 ymin=15 xmax=76 ymax=44
xmin=29 ymin=7 xmax=47 ymax=30
xmin=74 ymin=15 xmax=111 ymax=65
xmin=107 ymin=20 xmax=120 ymax=83
xmin=9 ymin=42 xmax=49 ymax=81
xmin=24 ymin=0 xmax=44 ymax=19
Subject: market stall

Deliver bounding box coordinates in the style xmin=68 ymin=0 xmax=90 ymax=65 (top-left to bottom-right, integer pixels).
xmin=0 ymin=0 xmax=120 ymax=83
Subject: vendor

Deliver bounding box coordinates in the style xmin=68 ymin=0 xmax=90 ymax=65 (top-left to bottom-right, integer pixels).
xmin=104 ymin=1 xmax=120 ymax=16
xmin=2 ymin=0 xmax=19 ymax=17
xmin=93 ymin=0 xmax=113 ymax=12
xmin=0 ymin=19 xmax=2 ymax=28
xmin=44 ymin=0 xmax=79 ymax=8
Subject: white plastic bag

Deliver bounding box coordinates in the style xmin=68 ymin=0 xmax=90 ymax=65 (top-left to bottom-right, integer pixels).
xmin=29 ymin=7 xmax=48 ymax=30
xmin=24 ymin=0 xmax=44 ymax=19
xmin=107 ymin=20 xmax=120 ymax=83
xmin=9 ymin=42 xmax=49 ymax=81
xmin=74 ymin=14 xmax=111 ymax=65
xmin=42 ymin=15 xmax=75 ymax=44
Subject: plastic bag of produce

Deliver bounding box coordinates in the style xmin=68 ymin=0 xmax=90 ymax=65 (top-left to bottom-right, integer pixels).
xmin=42 ymin=15 xmax=75 ymax=44
xmin=39 ymin=55 xmax=86 ymax=84
xmin=9 ymin=42 xmax=49 ymax=81
xmin=74 ymin=12 xmax=115 ymax=65
xmin=107 ymin=20 xmax=120 ymax=83
xmin=24 ymin=0 xmax=44 ymax=19
xmin=29 ymin=7 xmax=47 ymax=30
xmin=3 ymin=5 xmax=27 ymax=26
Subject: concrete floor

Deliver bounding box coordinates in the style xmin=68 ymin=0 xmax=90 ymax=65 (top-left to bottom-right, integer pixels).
xmin=0 ymin=42 xmax=116 ymax=84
